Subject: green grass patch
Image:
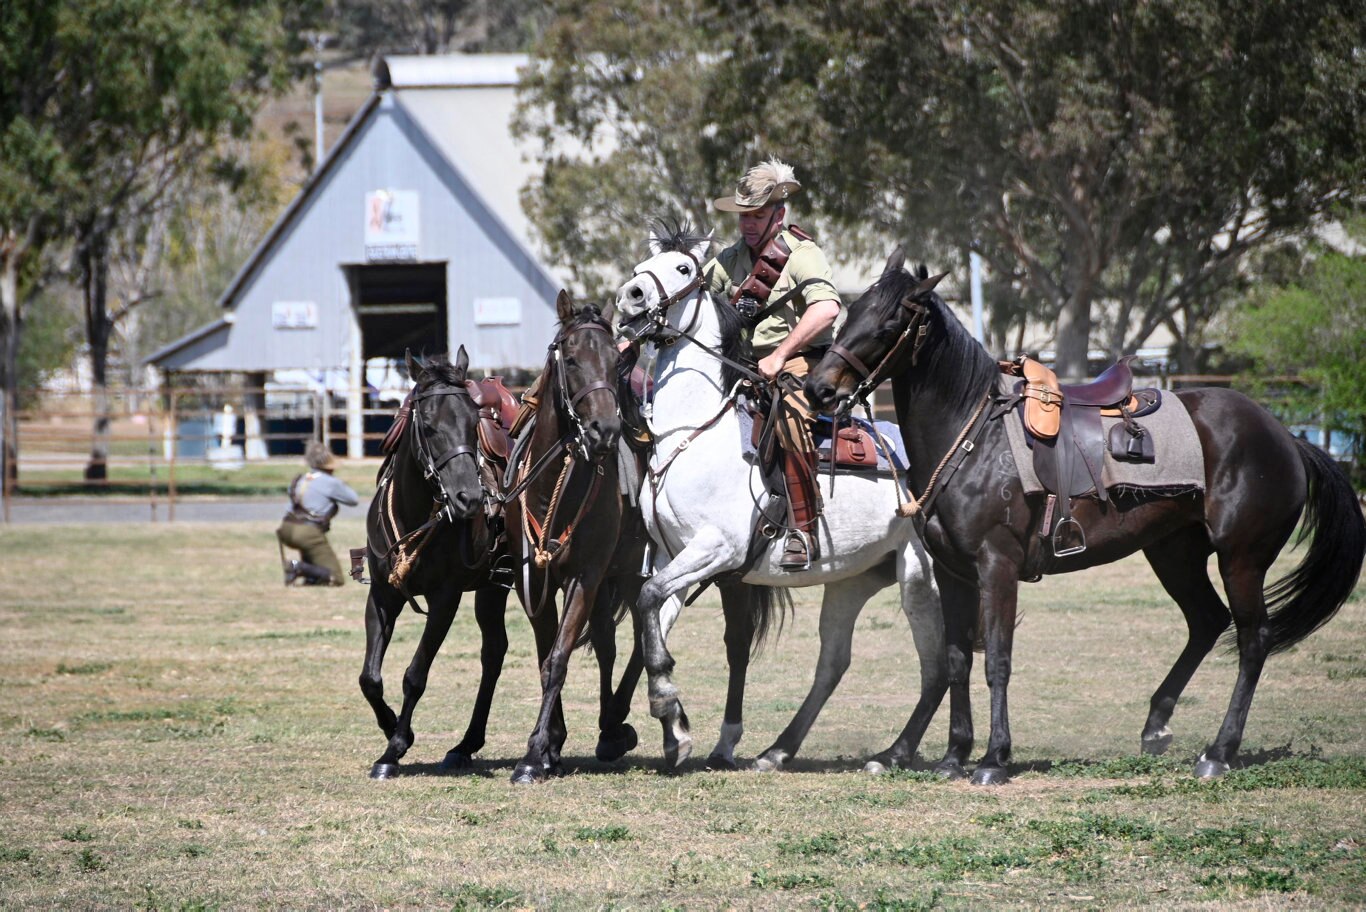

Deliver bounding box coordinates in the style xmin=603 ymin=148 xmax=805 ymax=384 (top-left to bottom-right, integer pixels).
xmin=56 ymin=661 xmax=112 ymax=675
xmin=572 ymin=825 xmax=631 ymax=843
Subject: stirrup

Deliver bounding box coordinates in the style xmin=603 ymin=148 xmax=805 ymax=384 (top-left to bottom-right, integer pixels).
xmin=779 ymin=530 xmax=814 ymax=571
xmin=1051 ymin=517 xmax=1087 ymax=557
xmin=488 ymin=553 xmax=516 ymax=589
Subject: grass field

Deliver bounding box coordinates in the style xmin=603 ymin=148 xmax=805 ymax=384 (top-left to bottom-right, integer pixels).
xmin=1 ymin=519 xmax=1363 ymax=909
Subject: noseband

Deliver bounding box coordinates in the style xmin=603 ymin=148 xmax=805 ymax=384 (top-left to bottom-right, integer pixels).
xmin=828 ymin=293 xmax=933 ymax=411
xmin=622 ymin=251 xmax=705 ymax=343
xmin=549 ymin=316 xmax=620 ymax=459
xmin=409 ymin=382 xmax=480 ymax=520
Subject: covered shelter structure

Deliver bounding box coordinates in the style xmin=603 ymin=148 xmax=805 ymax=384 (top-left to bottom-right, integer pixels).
xmin=148 ymin=54 xmax=570 ymax=457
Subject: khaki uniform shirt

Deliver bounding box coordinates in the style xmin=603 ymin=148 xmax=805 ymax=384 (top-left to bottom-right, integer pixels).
xmin=702 ymin=228 xmax=841 ymax=357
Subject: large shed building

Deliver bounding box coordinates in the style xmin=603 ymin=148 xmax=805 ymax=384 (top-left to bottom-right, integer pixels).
xmin=148 ymin=54 xmax=572 ymax=457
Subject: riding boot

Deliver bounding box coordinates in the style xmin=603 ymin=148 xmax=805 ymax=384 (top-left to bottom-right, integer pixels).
xmin=779 ymin=449 xmax=821 ymax=571
xmin=292 ymin=559 xmax=335 ymax=586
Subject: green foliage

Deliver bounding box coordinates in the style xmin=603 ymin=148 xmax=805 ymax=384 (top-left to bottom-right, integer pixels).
xmin=1226 ymin=245 xmax=1366 ymax=465
xmin=572 ymin=824 xmax=631 ymax=842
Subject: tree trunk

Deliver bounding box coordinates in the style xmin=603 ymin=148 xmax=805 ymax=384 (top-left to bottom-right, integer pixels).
xmin=80 ymin=223 xmax=114 ymax=484
xmin=0 ymin=247 xmax=20 ymax=496
xmin=1053 ymin=290 xmax=1092 ymax=381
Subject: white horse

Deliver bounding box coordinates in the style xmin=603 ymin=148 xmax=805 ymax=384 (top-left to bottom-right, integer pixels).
xmin=614 ymin=225 xmax=946 ymax=773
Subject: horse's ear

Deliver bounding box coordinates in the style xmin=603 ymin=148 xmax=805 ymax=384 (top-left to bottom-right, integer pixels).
xmin=647 ymin=227 xmax=665 ymax=257
xmin=404 ymin=348 xmax=420 ymax=379
xmin=598 ymin=297 xmax=616 ymax=326
xmin=689 ymin=229 xmax=714 ymax=263
xmin=556 ymin=288 xmax=575 ymax=322
xmin=912 ymin=271 xmax=950 ymax=297
xmin=884 ymin=246 xmax=906 ymax=275
xmin=454 ymin=344 xmax=469 ymax=376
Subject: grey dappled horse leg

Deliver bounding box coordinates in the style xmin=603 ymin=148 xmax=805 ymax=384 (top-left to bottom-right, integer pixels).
xmin=1138 ymin=530 xmax=1228 ymax=757
xmin=639 ymin=530 xmax=740 ymax=767
xmin=867 ymin=548 xmax=947 ymax=774
xmin=359 ymin=585 xmax=403 ymax=743
xmin=372 ymin=582 xmax=463 ymax=779
xmin=707 ymin=582 xmax=754 ymax=771
xmin=754 ymin=573 xmax=883 ymax=772
xmin=443 ymin=586 xmax=510 ymax=769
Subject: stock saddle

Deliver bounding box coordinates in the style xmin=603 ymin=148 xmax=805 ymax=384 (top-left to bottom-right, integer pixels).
xmin=1003 ymin=355 xmax=1162 ymax=556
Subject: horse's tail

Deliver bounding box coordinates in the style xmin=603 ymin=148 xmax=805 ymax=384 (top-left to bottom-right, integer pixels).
xmin=1259 ymin=439 xmax=1365 ymax=654
xmin=746 ymin=583 xmax=795 ymax=658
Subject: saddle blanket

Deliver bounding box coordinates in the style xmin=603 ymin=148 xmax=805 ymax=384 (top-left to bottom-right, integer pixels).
xmin=736 ymin=402 xmax=909 ymax=473
xmin=1001 ymin=379 xmax=1206 ymax=497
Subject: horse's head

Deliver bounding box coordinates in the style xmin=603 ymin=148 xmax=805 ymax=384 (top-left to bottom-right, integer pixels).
xmin=615 ymin=222 xmax=713 ymax=343
xmin=404 ymin=346 xmax=484 ymax=519
xmin=806 ymin=248 xmax=948 ymax=414
xmin=551 ymin=290 xmax=621 ymax=459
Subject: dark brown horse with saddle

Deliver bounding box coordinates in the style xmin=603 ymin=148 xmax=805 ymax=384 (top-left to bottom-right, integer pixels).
xmin=807 ymin=249 xmax=1365 ymax=785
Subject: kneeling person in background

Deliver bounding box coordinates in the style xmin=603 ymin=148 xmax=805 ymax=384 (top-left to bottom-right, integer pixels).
xmin=277 ymin=441 xmax=358 ymax=586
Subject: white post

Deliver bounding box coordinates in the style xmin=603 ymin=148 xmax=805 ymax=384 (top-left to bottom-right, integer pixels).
xmin=348 ymin=313 xmax=364 ymax=459
xmin=970 ymin=249 xmax=985 ymax=345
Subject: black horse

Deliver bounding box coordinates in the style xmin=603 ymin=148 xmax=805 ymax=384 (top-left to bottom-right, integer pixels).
xmin=358 ymin=346 xmax=510 ymax=779
xmin=807 ymin=249 xmax=1365 ymax=784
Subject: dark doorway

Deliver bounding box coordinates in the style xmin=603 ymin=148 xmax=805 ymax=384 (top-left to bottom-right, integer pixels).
xmin=345 ymin=262 xmax=448 ymax=360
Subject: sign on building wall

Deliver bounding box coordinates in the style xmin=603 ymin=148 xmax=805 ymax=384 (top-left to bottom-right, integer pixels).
xmin=272 ymin=301 xmax=318 ymax=329
xmin=364 ymin=190 xmax=420 ymax=262
xmin=473 ymin=297 xmax=522 ymax=326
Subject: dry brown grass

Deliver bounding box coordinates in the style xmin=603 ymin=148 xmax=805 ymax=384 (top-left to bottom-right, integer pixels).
xmin=1 ymin=519 xmax=1363 ymax=909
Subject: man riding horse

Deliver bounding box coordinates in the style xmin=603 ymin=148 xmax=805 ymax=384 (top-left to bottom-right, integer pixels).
xmin=704 ymin=157 xmax=842 ymax=569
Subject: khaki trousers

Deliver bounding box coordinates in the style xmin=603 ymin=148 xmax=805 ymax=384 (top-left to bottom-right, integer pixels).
xmin=276 ymin=518 xmax=345 ymax=585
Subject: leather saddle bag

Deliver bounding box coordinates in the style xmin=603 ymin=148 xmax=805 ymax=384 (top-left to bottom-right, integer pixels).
xmin=819 ymin=424 xmax=878 ymax=470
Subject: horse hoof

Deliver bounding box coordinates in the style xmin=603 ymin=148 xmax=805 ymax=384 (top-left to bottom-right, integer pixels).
xmin=440 ymin=749 xmax=474 ymax=770
xmin=864 ymin=760 xmax=889 ymax=775
xmin=705 ymin=753 xmax=738 ymax=772
xmin=1194 ymin=755 xmax=1230 ymax=779
xmin=970 ymin=766 xmax=1010 ymax=786
xmin=1141 ymin=728 xmax=1173 ymax=756
xmin=752 ymin=752 xmax=786 ymax=773
xmin=934 ymin=761 xmax=967 ymax=781
xmin=510 ymin=763 xmax=545 ymax=785
xmin=369 ymin=762 xmax=400 ymax=780
xmin=663 ymin=734 xmax=693 ymax=769
xmin=595 ymin=724 xmax=638 ymax=763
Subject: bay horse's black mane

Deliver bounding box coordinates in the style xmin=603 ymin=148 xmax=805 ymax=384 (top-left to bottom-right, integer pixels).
xmin=863 ymin=265 xmax=999 ymax=417
xmin=648 ymin=216 xmax=751 ymax=393
xmin=412 ymin=353 xmax=466 ymax=388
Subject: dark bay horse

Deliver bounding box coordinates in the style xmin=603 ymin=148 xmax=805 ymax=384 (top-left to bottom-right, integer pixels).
xmin=358 ymin=346 xmax=511 ymax=779
xmin=505 ymin=290 xmax=631 ymax=783
xmin=807 ymin=249 xmax=1365 ymax=784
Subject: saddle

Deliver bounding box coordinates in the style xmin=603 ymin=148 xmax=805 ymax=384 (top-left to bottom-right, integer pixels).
xmin=1002 ymin=355 xmax=1162 ymax=556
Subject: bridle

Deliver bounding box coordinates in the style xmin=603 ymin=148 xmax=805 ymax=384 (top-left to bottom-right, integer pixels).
xmin=549 ymin=315 xmax=621 ymax=461
xmin=408 ymin=381 xmax=480 ymax=522
xmin=827 ymin=273 xmax=946 ymax=413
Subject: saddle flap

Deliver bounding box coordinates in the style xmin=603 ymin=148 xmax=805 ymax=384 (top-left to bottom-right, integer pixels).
xmin=475 ymin=377 xmax=520 ymax=431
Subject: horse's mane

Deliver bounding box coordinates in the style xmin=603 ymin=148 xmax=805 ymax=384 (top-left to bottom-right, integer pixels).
xmin=414 ymin=353 xmax=465 ymax=387
xmin=646 ymin=216 xmax=752 ymax=391
xmin=863 ymin=266 xmax=999 ymax=416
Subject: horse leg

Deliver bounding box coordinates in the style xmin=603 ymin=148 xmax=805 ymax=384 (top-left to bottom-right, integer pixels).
xmin=972 ymin=551 xmax=1020 ymax=786
xmin=592 ymin=578 xmax=640 ymax=762
xmin=928 ymin=568 xmax=976 ymax=780
xmin=867 ymin=545 xmax=948 ymax=774
xmin=753 ymin=573 xmax=883 ymax=772
xmin=637 ymin=531 xmax=741 ymax=768
xmin=358 ymin=586 xmax=403 ymax=742
xmin=370 ymin=584 xmax=462 ymax=779
xmin=442 ymin=586 xmax=511 ymax=769
xmin=1196 ymin=552 xmax=1274 ymax=778
xmin=513 ymin=577 xmax=597 ymax=784
xmin=1138 ymin=529 xmax=1228 ymax=756
xmin=706 ymin=582 xmax=755 ymax=771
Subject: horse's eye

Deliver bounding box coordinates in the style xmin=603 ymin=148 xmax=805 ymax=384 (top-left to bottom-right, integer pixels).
xmin=675 ymin=264 xmax=691 ymax=275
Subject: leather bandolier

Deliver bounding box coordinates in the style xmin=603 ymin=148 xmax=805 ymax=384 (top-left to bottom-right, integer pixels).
xmin=729 ymin=225 xmax=827 ymax=569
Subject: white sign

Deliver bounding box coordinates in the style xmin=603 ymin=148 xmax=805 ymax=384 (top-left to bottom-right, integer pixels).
xmin=473 ymin=297 xmax=522 ymax=326
xmin=364 ymin=190 xmax=420 ymax=262
xmin=272 ymin=301 xmax=318 ymax=329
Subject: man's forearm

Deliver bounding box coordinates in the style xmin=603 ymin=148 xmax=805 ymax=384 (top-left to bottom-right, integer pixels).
xmin=768 ymin=299 xmax=840 ymax=361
